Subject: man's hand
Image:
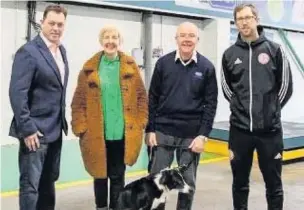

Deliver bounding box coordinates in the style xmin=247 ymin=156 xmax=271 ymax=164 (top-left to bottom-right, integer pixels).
xmin=188 ymin=135 xmax=207 ymax=153
xmin=24 ymin=131 xmax=43 ymax=151
xmin=145 ymin=132 xmax=157 ymax=147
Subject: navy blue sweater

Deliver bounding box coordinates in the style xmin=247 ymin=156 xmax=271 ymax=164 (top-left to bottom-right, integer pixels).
xmin=146 ymin=51 xmax=218 ymax=138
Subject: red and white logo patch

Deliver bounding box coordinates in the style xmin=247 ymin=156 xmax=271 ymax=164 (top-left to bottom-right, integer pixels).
xmin=258 ymin=53 xmax=270 ymax=65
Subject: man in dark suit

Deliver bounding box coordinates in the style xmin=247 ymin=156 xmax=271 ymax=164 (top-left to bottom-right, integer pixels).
xmin=9 ymin=5 xmax=69 ymax=210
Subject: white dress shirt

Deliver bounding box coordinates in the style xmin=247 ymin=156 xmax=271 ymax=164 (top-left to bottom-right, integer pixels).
xmin=175 ymin=50 xmax=198 ymax=66
xmin=40 ymin=33 xmax=65 ymax=84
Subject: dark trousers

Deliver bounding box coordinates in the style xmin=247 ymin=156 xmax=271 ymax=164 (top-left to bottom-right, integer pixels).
xmin=19 ymin=138 xmax=62 ymax=210
xmin=229 ymin=126 xmax=284 ymax=210
xmin=149 ymin=131 xmax=200 ymax=210
xmin=94 ymin=140 xmax=126 ymax=209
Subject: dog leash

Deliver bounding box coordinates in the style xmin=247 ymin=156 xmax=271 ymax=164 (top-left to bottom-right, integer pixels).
xmin=148 ymin=143 xmax=198 ymax=170
xmin=148 ymin=143 xmax=189 ymax=160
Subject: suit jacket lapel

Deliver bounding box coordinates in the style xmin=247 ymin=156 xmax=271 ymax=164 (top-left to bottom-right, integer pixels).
xmin=35 ymin=36 xmax=63 ymax=88
xmin=60 ymin=45 xmax=69 ymax=88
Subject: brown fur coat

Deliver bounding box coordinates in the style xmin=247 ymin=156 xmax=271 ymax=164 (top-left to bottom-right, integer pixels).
xmin=71 ymin=51 xmax=148 ymax=178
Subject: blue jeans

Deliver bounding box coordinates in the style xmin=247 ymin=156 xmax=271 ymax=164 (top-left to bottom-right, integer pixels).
xmin=18 ymin=137 xmax=62 ymax=210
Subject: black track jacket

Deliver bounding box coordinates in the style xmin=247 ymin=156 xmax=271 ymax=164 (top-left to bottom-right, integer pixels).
xmin=221 ymin=26 xmax=293 ymax=133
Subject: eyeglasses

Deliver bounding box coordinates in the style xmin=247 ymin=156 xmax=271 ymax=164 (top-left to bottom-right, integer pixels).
xmin=236 ymin=16 xmax=255 ymax=23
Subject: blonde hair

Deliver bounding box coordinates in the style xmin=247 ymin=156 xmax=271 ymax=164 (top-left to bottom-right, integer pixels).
xmin=98 ymin=25 xmax=123 ymax=45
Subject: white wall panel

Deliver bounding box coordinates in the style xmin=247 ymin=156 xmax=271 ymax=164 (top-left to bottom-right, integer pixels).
xmin=283 ymin=31 xmax=304 ymax=123
xmin=1 ymin=1 xmax=27 ymax=145
xmin=259 ymin=28 xmax=304 ymax=123
xmin=152 ymin=15 xmax=205 ymax=61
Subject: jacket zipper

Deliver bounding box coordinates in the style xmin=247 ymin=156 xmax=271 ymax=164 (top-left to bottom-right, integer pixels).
xmin=249 ymin=43 xmax=253 ymax=132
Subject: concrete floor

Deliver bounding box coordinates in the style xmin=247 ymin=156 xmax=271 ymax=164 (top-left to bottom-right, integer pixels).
xmin=2 ymin=160 xmax=304 ymax=210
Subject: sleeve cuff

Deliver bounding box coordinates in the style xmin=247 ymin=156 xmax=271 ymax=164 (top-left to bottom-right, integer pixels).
xmin=145 ymin=124 xmax=155 ymax=133
xmin=20 ymin=121 xmax=38 ymax=139
xmin=72 ymin=124 xmax=87 ymax=137
xmin=199 ymin=125 xmax=211 ymax=138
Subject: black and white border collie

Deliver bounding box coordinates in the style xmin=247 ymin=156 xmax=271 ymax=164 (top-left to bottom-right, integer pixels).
xmin=115 ymin=164 xmax=192 ymax=210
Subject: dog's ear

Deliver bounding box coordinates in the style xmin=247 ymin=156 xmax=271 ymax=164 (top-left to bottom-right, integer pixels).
xmin=159 ymin=171 xmax=168 ymax=185
xmin=159 ymin=176 xmax=166 ymax=185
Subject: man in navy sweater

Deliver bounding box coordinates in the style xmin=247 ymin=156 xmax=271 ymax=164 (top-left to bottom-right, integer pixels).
xmin=145 ymin=22 xmax=218 ymax=209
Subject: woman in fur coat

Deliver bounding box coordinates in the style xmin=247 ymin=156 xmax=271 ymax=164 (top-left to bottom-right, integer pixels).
xmin=71 ymin=25 xmax=148 ymax=210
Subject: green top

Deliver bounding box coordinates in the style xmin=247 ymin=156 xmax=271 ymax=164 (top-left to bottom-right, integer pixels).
xmin=98 ymin=55 xmax=124 ymax=140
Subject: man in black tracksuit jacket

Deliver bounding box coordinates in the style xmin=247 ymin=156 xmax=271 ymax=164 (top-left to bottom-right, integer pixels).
xmin=221 ymin=4 xmax=293 ymax=210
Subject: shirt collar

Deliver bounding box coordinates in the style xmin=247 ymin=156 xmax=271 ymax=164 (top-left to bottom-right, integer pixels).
xmin=175 ymin=50 xmax=197 ymax=66
xmin=40 ymin=32 xmax=61 ymax=49
xmin=102 ymin=54 xmax=120 ymax=63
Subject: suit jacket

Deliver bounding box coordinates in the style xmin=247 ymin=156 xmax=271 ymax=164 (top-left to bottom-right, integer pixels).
xmin=9 ymin=35 xmax=69 ymax=143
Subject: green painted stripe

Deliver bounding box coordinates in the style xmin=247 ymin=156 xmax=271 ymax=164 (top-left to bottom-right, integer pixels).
xmin=1 ymin=157 xmax=229 ymax=197
xmin=1 ymin=140 xmax=221 ymax=192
